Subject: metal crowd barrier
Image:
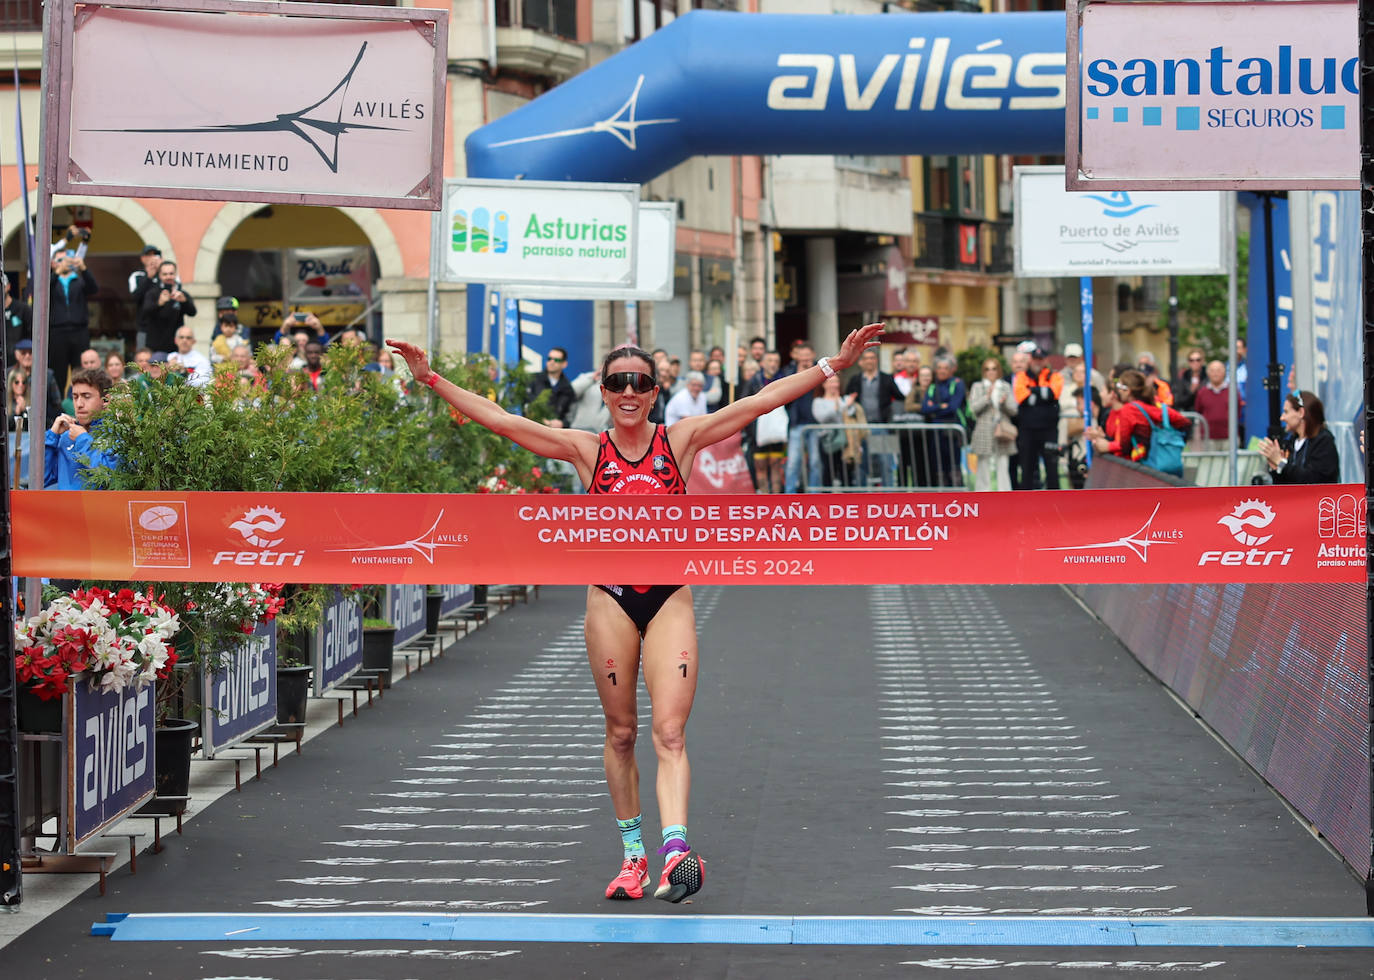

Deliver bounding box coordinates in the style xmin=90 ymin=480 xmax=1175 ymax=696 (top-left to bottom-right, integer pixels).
xmin=1183 ymin=449 xmax=1267 ymax=487
xmin=794 ymin=422 xmax=969 ymax=492
xmin=1178 ymin=411 xmax=1211 ymax=443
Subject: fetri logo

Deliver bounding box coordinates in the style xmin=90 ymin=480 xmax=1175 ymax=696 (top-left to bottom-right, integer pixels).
xmin=231 ymin=506 xmax=285 ymax=548
xmin=1217 ymin=499 xmax=1275 ymax=546
xmin=452 ymin=207 xmax=510 ymax=254
xmin=1200 ymin=498 xmax=1290 ymax=567
xmin=215 ymin=506 xmax=304 ymax=567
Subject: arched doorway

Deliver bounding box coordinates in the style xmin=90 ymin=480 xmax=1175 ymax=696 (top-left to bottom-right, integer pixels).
xmin=1 ymin=203 xmax=171 ymax=359
xmin=211 ymin=205 xmax=390 ymax=345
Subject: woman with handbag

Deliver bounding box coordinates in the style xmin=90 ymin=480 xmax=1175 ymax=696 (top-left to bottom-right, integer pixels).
xmin=810 ymin=372 xmax=856 ymax=487
xmin=969 ymin=356 xmax=1016 ymax=491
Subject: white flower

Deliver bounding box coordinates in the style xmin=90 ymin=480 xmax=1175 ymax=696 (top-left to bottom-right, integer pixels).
xmin=99 ymin=659 xmax=136 ymax=693
xmin=138 ymin=633 xmax=169 ymax=667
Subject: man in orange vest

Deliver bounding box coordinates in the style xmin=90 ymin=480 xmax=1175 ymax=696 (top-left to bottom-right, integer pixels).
xmin=1011 ymin=343 xmax=1064 ymax=489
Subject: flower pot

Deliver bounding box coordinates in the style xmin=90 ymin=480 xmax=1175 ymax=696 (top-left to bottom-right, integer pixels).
xmin=362 ymin=626 xmax=396 ymax=689
xmin=17 ymin=686 xmax=63 ymax=734
xmin=425 ymin=592 xmax=442 ymax=636
xmin=275 ymin=664 xmax=313 ymax=726
xmin=144 ymin=718 xmax=197 ymax=816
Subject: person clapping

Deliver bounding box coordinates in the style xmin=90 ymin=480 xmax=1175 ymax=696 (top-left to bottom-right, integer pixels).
xmin=1258 ymin=390 xmax=1339 ymax=484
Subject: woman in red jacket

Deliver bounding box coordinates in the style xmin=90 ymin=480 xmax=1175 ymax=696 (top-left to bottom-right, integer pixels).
xmin=1089 ymin=369 xmax=1190 ymax=465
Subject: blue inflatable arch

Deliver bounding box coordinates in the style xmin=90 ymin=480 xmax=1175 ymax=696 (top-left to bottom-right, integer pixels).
xmin=463 ymin=10 xmax=1067 ymax=365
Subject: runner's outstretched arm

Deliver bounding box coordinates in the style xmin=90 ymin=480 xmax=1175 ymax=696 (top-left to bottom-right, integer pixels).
xmin=673 ymin=322 xmax=885 ymax=456
xmin=387 ymin=339 xmax=595 ymax=464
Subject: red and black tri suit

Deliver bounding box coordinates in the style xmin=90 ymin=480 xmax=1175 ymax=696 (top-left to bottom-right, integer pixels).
xmin=588 ymin=424 xmax=686 ymax=634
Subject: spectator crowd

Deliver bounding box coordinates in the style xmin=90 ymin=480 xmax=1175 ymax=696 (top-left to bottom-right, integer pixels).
xmin=3 ymin=232 xmax=404 ymax=489
xmin=522 ymin=335 xmax=1280 ymax=492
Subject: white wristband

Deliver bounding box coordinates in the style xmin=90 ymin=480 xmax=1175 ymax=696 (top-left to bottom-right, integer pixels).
xmin=817 ymin=357 xmax=836 ymax=379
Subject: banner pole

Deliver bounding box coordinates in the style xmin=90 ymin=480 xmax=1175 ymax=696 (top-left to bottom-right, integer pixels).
xmin=1226 ymin=194 xmax=1239 ymax=486
xmin=426 ymin=208 xmax=439 ymax=354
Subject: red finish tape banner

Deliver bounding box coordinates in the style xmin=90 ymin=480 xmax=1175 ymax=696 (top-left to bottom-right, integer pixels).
xmin=13 ymin=485 xmax=1366 ymax=586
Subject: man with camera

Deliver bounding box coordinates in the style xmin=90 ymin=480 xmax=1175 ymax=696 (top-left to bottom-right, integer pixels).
xmin=45 ymin=367 xmax=115 ymax=489
xmin=141 ymin=259 xmax=197 ymax=355
xmin=48 ymin=246 xmax=99 ymax=391
xmin=128 ymin=244 xmax=163 ymax=348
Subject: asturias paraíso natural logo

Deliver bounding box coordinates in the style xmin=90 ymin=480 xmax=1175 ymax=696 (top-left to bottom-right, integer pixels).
xmin=453 ymin=209 xmax=629 ymax=261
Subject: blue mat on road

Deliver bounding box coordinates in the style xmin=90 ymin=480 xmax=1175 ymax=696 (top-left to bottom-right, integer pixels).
xmin=92 ymin=913 xmax=1374 ymax=947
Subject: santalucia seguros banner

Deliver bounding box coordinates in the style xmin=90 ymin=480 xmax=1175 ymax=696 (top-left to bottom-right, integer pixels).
xmin=14 ymin=487 xmax=1364 ymax=585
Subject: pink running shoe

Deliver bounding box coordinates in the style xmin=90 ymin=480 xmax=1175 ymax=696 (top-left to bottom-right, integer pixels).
xmin=605 ymin=856 xmax=650 ymax=900
xmin=654 ymin=848 xmax=705 ymax=903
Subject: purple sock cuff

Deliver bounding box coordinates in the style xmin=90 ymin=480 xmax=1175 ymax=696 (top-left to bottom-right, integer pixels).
xmin=657 ymin=839 xmax=689 ymax=856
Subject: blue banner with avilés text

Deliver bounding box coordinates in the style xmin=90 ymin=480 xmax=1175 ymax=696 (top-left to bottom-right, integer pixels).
xmin=202 ymin=621 xmax=277 ymax=759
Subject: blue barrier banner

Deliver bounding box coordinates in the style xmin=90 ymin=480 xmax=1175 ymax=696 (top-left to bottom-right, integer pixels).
xmin=438 ymin=584 xmax=474 ymax=618
xmin=316 ymin=589 xmax=363 ymax=696
xmin=389 ymin=584 xmax=427 ymax=647
xmin=72 ymin=680 xmax=154 ymax=847
xmin=202 ymin=621 xmax=277 ymax=759
xmin=466 ymin=11 xmax=1066 ymax=184
xmin=1305 ymin=191 xmax=1364 ymax=483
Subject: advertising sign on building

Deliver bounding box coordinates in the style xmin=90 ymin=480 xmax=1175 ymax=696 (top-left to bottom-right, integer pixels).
xmin=1066 ymin=0 xmax=1357 ymax=189
xmin=71 ymin=680 xmax=155 ymax=847
xmin=1013 ymin=166 xmax=1228 ymax=277
xmin=504 ymin=203 xmax=676 ymax=300
xmin=202 ymin=621 xmax=278 ymax=759
xmin=55 ymin=0 xmax=448 ymax=209
xmin=285 ymin=246 xmax=372 ymax=306
xmin=439 ymin=179 xmax=640 ymax=288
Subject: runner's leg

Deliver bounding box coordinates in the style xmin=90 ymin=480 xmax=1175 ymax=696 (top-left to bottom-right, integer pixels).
xmin=585 ymin=587 xmax=644 ymax=820
xmin=640 ymin=586 xmax=698 ymax=829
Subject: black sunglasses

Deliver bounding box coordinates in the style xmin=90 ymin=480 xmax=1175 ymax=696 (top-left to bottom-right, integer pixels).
xmin=602 ymin=371 xmax=656 ymax=394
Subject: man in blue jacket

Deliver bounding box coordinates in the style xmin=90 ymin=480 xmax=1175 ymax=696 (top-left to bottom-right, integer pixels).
xmin=44 ymin=368 xmax=116 ymax=488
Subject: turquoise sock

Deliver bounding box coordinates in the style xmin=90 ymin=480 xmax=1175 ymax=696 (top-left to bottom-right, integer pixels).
xmin=660 ymin=824 xmax=688 ymax=855
xmin=617 ymin=815 xmax=645 ymax=860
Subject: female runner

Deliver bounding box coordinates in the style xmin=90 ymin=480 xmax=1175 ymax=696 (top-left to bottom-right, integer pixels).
xmin=388 ymin=322 xmax=883 ymax=902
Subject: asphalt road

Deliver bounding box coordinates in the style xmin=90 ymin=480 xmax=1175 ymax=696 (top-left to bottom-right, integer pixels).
xmin=5 ymin=584 xmax=1369 ymax=979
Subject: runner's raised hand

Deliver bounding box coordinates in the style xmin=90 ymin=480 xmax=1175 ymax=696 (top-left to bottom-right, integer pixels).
xmin=386 ymin=338 xmax=432 ymax=384
xmin=833 ymin=321 xmax=886 ymax=370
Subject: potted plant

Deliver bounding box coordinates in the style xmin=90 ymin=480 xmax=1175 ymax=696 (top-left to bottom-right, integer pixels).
xmin=361 ymin=618 xmax=397 ymax=688
xmin=272 ymin=588 xmax=322 ymax=730
xmin=128 ymin=580 xmax=294 ymax=811
xmin=425 ymin=587 xmax=443 ymax=637
xmin=15 ymin=585 xmax=180 ymax=733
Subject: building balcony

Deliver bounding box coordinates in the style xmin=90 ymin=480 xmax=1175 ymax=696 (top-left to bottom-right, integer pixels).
xmin=769 ymin=156 xmax=912 ymax=237
xmin=911 ymin=212 xmax=1013 ymax=278
xmin=1 ymin=0 xmax=42 ymax=70
xmin=494 ymin=0 xmax=584 ymax=79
